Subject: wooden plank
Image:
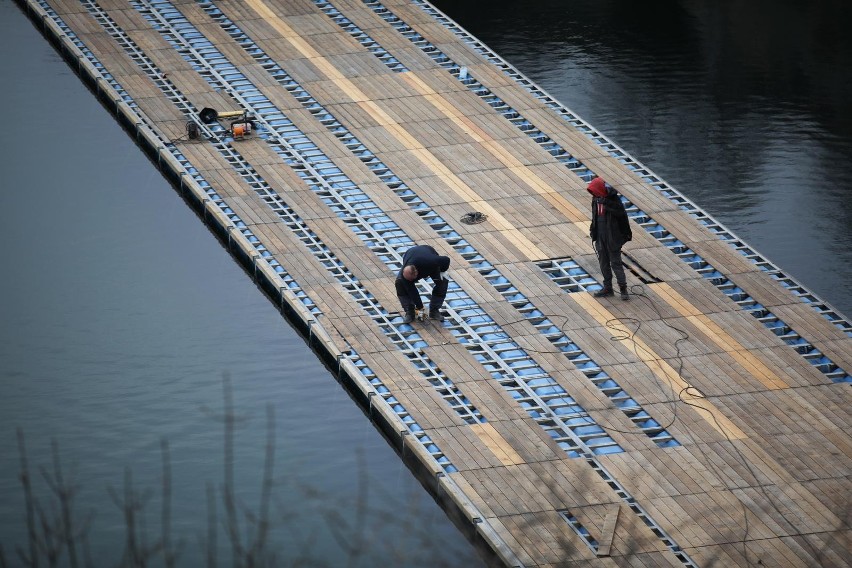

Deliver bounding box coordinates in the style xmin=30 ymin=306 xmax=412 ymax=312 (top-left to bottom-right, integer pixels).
xmin=683 ymin=238 xmax=763 ymax=277
xmin=582 ymin=155 xmax=655 ymax=192
xmin=651 ymin=210 xmax=722 ymax=244
xmin=282 ymin=14 xmax=341 ymax=37
xmin=62 ymin=11 xmax=106 ymax=34
xmin=521 ymin=108 xmax=613 ymax=161
xmin=428 ymin=427 xmax=492 ymax=472
xmin=352 ymin=350 xmax=419 ymax=392
xmin=50 ymin=0 xmax=88 ymax=14
xmin=391 ymin=388 xmax=469 ymax=432
xmin=469 ymin=423 xmax=524 ymax=466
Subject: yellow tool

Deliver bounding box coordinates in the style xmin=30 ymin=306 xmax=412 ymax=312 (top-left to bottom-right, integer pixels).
xmin=415 ymin=308 xmax=427 ymax=322
xmin=198 ymin=107 xmax=246 ymax=124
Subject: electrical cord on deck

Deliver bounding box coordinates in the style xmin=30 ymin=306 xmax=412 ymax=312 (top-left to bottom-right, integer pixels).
xmin=494 ymin=284 xmax=685 ymax=436
xmin=459 ymin=211 xmax=487 ymax=225
xmin=491 ymin=283 xmax=829 ymax=568
xmin=626 ymin=286 xmax=828 ymax=568
xmin=391 ymin=280 xmax=830 ymax=565
xmin=171 ymin=121 xmax=204 ymax=143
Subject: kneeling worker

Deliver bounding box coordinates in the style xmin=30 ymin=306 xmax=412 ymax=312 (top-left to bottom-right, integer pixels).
xmin=396 ymin=244 xmax=450 ymax=323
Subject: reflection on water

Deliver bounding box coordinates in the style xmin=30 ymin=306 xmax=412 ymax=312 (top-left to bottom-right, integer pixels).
xmin=434 ymin=0 xmax=852 ymax=317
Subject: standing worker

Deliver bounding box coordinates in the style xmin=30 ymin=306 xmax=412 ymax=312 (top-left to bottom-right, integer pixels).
xmin=587 ymin=176 xmax=632 ymax=300
xmin=396 ymin=244 xmax=451 ymax=323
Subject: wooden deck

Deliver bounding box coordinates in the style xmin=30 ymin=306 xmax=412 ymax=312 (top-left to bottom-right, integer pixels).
xmin=22 ymin=0 xmax=851 ymax=565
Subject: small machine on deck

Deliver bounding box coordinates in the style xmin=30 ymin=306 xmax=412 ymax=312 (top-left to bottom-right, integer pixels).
xmin=196 ymin=107 xmax=254 ymax=140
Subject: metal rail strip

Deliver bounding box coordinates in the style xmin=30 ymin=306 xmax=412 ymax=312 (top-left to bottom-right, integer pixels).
xmin=536 ymin=258 xmax=677 ymax=437
xmin=558 ymin=510 xmax=599 ymax=554
xmin=136 ymin=0 xmax=625 ymax=458
xmin=538 ymin=258 xmax=603 ymax=294
xmin=77 ymin=0 xmax=465 ymax=471
xmin=201 ymin=0 xmax=677 ymax=448
xmin=313 ymin=0 xmax=408 ymax=72
xmin=356 ymin=0 xmax=852 ymax=385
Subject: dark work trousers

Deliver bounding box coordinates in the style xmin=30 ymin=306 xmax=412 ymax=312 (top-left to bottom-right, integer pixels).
xmin=395 ymin=274 xmax=449 ymax=313
xmin=595 ymin=238 xmax=626 ymax=289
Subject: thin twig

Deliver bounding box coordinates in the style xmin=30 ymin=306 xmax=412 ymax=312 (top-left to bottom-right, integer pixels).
xmin=346 ymin=449 xmax=368 ymax=568
xmin=34 ymin=500 xmax=60 ymax=567
xmin=160 ymin=439 xmax=176 ymax=568
xmin=220 ymin=373 xmax=244 ymax=566
xmin=248 ymin=404 xmax=276 ymax=565
xmin=205 ymin=482 xmax=217 ymax=568
xmin=16 ymin=428 xmax=39 ymax=568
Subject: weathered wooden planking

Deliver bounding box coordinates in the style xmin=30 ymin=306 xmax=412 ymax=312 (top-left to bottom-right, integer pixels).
xmin=767 ymin=302 xmax=852 ymax=344
xmin=281 ymin=13 xmax=342 ymax=36
xmin=582 ymin=155 xmax=655 ymax=191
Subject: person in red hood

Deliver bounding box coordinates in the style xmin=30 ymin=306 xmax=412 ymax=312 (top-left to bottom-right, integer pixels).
xmin=587 ymin=176 xmax=632 ymax=300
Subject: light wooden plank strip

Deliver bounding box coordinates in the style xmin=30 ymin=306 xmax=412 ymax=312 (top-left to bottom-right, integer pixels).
xmin=595 ymin=504 xmax=621 ymax=557
xmin=650 ymin=282 xmax=790 ymax=390
xmin=468 ymin=423 xmax=524 ymax=466
xmin=571 ymin=291 xmax=748 ymax=441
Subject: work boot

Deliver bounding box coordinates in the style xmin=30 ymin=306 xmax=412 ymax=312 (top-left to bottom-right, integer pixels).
xmin=593 ymin=286 xmax=614 ymax=298
xmin=620 ymin=284 xmax=629 ymax=301
xmin=429 ymin=308 xmax=445 ymax=322
xmin=402 ymin=309 xmax=415 ymax=324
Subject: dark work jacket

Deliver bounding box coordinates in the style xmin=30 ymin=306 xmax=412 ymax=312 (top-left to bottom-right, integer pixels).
xmin=397 ymin=245 xmax=450 ymax=308
xmin=589 ymin=188 xmax=632 ymax=248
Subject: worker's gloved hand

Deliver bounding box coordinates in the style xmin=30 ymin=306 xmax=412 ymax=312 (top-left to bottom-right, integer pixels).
xmin=415 ymin=308 xmax=426 ymax=322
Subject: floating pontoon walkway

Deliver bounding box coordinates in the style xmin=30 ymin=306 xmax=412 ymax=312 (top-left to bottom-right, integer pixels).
xmin=21 ymin=0 xmax=851 ymax=565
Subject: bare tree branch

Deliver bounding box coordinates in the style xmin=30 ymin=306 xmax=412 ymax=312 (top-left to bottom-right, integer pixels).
xmin=15 ymin=428 xmax=39 ymax=568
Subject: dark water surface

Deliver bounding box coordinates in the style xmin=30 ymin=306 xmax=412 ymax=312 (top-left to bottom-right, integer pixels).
xmin=2 ymin=0 xmax=851 ymax=565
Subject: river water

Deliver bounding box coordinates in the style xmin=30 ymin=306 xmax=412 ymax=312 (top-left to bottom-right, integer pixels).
xmin=1 ymin=0 xmax=850 ymax=566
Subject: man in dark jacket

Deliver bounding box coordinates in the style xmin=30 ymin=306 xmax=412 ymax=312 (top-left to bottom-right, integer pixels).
xmin=396 ymin=244 xmax=451 ymax=323
xmin=587 ymin=177 xmax=632 ymax=300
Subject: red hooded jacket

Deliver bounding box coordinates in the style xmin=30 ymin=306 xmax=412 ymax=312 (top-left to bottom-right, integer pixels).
xmin=587 ymin=178 xmax=632 ymax=246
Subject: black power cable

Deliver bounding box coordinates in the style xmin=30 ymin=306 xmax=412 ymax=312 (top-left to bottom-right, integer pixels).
xmin=460 ymin=211 xmax=487 ymax=225
xmin=488 ymin=283 xmax=830 ymax=567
